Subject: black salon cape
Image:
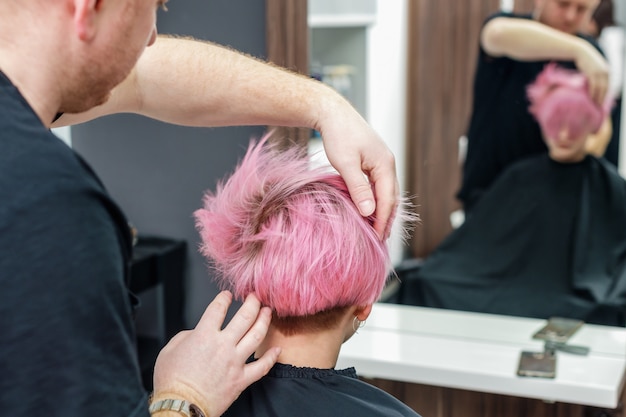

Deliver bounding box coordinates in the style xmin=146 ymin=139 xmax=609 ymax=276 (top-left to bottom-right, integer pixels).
xmin=222 ymin=362 xmax=421 ymax=417
xmin=399 ymin=154 xmax=626 ymax=326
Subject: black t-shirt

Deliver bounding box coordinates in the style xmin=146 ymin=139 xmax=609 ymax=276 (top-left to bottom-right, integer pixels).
xmin=457 ymin=12 xmax=603 ymax=212
xmin=0 ymin=72 xmax=149 ymax=416
xmin=223 ymin=362 xmax=422 ymax=417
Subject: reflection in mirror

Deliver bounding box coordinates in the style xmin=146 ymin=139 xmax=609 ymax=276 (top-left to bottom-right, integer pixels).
xmin=394 ymin=0 xmax=626 ymax=327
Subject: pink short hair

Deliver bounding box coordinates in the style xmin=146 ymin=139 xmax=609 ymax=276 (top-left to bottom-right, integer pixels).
xmin=527 ymin=63 xmax=611 ymax=140
xmin=194 ymin=136 xmax=411 ymax=317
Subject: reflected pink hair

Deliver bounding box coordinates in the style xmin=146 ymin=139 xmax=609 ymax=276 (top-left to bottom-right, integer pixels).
xmin=194 ymin=136 xmax=411 ymax=317
xmin=527 ymin=63 xmax=612 ymax=140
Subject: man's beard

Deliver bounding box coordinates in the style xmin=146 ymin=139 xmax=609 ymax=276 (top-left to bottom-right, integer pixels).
xmin=57 ymin=65 xmax=120 ymax=115
xmin=58 ymin=39 xmax=137 ymax=115
xmin=58 ymin=89 xmax=112 ymax=115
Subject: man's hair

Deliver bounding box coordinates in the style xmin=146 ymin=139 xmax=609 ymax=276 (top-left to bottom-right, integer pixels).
xmin=195 ymin=136 xmax=412 ymax=319
xmin=526 ymin=63 xmax=611 ymax=140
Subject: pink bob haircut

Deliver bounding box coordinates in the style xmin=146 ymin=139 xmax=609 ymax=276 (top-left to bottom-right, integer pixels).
xmin=194 ymin=135 xmax=412 ymax=317
xmin=527 ymin=63 xmax=612 ymax=140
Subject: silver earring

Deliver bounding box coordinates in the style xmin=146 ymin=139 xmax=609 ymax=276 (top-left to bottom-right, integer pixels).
xmin=352 ymin=316 xmax=366 ymax=333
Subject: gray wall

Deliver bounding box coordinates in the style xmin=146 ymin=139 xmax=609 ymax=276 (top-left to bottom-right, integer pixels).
xmin=616 ymin=1 xmax=625 ymax=25
xmin=72 ymin=0 xmax=267 ymax=328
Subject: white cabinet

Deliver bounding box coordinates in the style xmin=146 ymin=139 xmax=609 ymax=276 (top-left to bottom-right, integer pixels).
xmin=307 ymin=1 xmax=409 ymax=267
xmin=308 ymin=0 xmax=377 ymax=119
xmin=308 ymin=0 xmax=376 ymax=28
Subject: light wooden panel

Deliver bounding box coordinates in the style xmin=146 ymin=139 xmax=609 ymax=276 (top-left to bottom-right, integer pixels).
xmin=406 ymin=0 xmax=500 ymax=258
xmin=265 ymin=0 xmax=310 ymax=148
xmin=363 ymin=378 xmax=626 ymax=417
xmin=514 ymin=0 xmax=535 ymax=14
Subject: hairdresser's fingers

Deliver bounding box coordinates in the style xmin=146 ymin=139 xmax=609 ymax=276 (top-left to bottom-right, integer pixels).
xmin=576 ymin=45 xmax=610 ymax=105
xmin=340 ymin=163 xmax=376 ymax=216
xmin=234 ymin=306 xmax=274 ymax=359
xmin=194 ymin=290 xmax=233 ymax=332
xmin=324 ymin=134 xmax=399 ymax=240
xmin=588 ymin=72 xmax=609 ymax=105
xmin=314 ymin=89 xmax=399 ymax=240
xmin=368 ymin=165 xmax=400 ymax=241
xmin=217 ymin=293 xmax=266 ymax=345
xmin=242 ymin=346 xmax=281 ymax=386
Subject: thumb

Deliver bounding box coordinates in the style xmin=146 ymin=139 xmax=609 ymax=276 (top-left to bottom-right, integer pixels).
xmin=341 ymin=168 xmax=375 ymax=216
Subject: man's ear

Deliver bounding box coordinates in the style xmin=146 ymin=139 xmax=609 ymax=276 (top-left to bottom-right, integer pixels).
xmin=73 ymin=0 xmax=100 ymax=41
xmin=355 ymin=304 xmax=373 ymax=322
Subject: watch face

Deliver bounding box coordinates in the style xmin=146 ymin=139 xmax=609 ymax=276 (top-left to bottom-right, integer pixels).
xmin=189 ymin=404 xmax=206 ymax=417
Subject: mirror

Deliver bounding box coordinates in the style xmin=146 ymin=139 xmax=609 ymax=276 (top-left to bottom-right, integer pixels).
xmin=306 ymin=0 xmax=626 ymax=326
xmin=403 ymin=0 xmax=626 ymax=327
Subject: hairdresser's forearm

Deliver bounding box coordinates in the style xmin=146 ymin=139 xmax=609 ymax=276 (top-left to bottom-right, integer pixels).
xmin=481 ymin=17 xmax=609 ymax=103
xmin=585 ymin=116 xmax=613 ymax=157
xmin=55 ymin=35 xmax=342 ymax=130
xmin=138 ymin=36 xmax=345 ymax=129
xmin=482 ymin=17 xmax=592 ymax=61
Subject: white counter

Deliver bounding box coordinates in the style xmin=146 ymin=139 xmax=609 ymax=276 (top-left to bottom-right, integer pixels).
xmin=336 ymin=303 xmax=626 ymax=408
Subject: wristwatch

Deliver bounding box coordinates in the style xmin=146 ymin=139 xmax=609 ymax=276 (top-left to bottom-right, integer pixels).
xmin=149 ymin=398 xmax=207 ymax=417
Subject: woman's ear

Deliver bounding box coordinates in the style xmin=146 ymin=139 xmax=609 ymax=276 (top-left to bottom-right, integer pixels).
xmin=355 ymin=304 xmax=373 ymax=322
xmin=73 ymin=0 xmax=100 ymax=41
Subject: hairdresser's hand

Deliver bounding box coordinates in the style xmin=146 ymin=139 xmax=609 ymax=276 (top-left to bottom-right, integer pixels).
xmin=319 ymin=98 xmax=399 ymax=240
xmin=585 ymin=116 xmax=612 ymax=157
xmin=152 ymin=291 xmax=280 ymax=417
xmin=574 ymin=40 xmax=610 ymax=105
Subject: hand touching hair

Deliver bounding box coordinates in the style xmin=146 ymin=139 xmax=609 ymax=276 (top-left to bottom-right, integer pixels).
xmin=194 ymin=135 xmax=414 ymax=317
xmin=527 ymin=63 xmax=612 ymax=141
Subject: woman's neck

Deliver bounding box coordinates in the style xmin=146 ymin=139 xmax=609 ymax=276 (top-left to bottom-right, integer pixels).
xmin=255 ymin=325 xmax=347 ymax=369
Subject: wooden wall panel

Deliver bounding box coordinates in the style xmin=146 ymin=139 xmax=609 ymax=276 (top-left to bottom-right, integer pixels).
xmin=514 ymin=0 xmax=536 ymax=14
xmin=363 ymin=378 xmax=626 ymax=417
xmin=406 ymin=0 xmax=500 ymax=258
xmin=265 ymin=0 xmax=310 ymax=148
